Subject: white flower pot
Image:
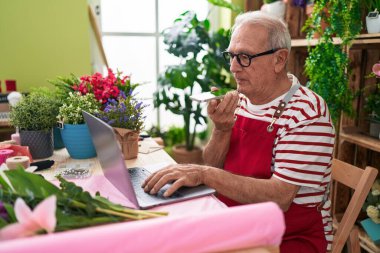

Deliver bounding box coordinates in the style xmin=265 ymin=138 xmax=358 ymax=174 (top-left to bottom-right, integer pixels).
xmin=261 ymin=1 xmax=286 ymax=20
xmin=366 ymin=16 xmax=380 ymax=34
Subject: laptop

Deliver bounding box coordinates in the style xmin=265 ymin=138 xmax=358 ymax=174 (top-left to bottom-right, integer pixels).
xmin=82 ymin=111 xmax=215 ymax=209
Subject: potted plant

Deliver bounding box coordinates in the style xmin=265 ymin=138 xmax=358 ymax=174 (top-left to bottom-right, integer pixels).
xmin=57 ymin=92 xmax=101 ymax=159
xmin=9 ymin=92 xmax=57 ymax=159
xmin=97 ymin=90 xmax=147 ymax=159
xmin=364 ymin=63 xmax=380 ymax=138
xmin=304 ymin=0 xmax=362 ymax=130
xmin=261 ymin=0 xmax=286 ymax=20
xmin=363 ymin=0 xmax=380 ymax=33
xmin=361 ymin=179 xmax=380 ymax=244
xmin=31 ymin=87 xmax=65 ymax=149
xmin=52 ymin=69 xmax=140 ymax=159
xmin=155 ymin=10 xmax=235 ymax=164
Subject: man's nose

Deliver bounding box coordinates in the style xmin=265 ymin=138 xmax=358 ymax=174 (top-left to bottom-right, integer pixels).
xmin=230 ymin=56 xmax=242 ymax=73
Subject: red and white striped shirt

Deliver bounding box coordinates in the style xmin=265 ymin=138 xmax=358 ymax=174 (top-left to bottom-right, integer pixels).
xmin=237 ymin=74 xmax=334 ymax=250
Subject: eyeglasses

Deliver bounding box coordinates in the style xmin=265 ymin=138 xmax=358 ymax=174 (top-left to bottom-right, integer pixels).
xmin=222 ymin=48 xmax=280 ymax=68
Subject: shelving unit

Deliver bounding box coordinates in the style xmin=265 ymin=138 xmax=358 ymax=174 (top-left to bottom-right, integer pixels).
xmin=289 ymin=33 xmax=380 ymax=252
xmin=340 ymin=127 xmax=380 ymax=153
xmin=291 ymin=33 xmax=380 ymax=47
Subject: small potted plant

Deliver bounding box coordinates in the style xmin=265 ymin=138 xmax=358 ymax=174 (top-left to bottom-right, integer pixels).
xmin=9 ymin=92 xmax=57 ymax=159
xmin=57 ymin=92 xmax=101 ymax=159
xmin=363 ymin=0 xmax=380 ymax=33
xmin=97 ymin=91 xmax=146 ymax=159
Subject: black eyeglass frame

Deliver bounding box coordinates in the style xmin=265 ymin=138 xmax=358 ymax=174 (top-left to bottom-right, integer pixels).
xmin=222 ymin=48 xmax=280 ymax=67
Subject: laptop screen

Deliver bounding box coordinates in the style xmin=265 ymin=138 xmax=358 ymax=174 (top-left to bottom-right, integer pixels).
xmin=82 ymin=111 xmax=139 ymax=208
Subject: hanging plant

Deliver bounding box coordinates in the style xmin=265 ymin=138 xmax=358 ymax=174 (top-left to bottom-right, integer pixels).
xmin=303 ymin=0 xmax=362 ymax=128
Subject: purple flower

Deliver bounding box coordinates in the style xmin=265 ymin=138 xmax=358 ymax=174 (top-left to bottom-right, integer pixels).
xmin=135 ymin=102 xmax=143 ymax=110
xmin=120 ymin=103 xmax=126 ymax=112
xmin=107 ymin=98 xmax=117 ymax=106
xmin=0 ymin=201 xmax=8 ymax=221
xmin=119 ymin=91 xmax=127 ymax=99
xmin=107 ymin=119 xmax=115 ymax=125
xmin=293 ymin=0 xmax=306 ymax=7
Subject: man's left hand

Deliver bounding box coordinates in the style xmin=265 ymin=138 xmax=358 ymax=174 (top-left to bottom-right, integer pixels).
xmin=142 ymin=164 xmax=204 ymax=197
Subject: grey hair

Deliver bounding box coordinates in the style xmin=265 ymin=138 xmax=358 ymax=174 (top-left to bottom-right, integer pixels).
xmin=232 ymin=11 xmax=291 ymax=53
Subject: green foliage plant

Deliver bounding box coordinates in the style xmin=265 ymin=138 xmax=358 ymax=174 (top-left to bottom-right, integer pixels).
xmin=57 ymin=92 xmax=101 ymax=125
xmin=155 ymin=5 xmax=238 ymax=151
xmin=164 ymin=125 xmax=186 ymax=147
xmin=10 ymin=92 xmax=58 ymax=131
xmin=362 ymin=0 xmax=380 ymax=12
xmin=0 ymin=169 xmax=166 ymax=231
xmin=303 ymin=0 xmax=362 ymax=128
xmin=364 ymin=82 xmax=380 ymax=122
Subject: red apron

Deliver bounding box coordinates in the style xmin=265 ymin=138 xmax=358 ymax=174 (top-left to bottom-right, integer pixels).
xmin=219 ymin=116 xmax=327 ymax=253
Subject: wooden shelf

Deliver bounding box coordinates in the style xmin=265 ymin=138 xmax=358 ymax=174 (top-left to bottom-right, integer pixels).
xmin=339 ymin=127 xmax=380 ymax=153
xmin=292 ymin=33 xmax=380 ymax=47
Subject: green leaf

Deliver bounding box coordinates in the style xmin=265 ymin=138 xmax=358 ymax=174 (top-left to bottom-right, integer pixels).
xmin=3 ymin=203 xmax=16 ymax=223
xmin=0 ymin=217 xmax=8 ymax=228
xmin=55 ymin=210 xmax=122 ymax=231
xmin=4 ymin=169 xmax=61 ymax=199
xmin=207 ymin=0 xmax=242 ymax=13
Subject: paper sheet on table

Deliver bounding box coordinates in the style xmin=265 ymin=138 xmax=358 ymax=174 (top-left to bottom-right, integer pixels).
xmin=0 ymin=202 xmax=285 ymax=253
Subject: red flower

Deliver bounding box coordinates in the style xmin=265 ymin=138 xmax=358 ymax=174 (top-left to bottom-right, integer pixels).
xmin=70 ymin=68 xmax=134 ymax=106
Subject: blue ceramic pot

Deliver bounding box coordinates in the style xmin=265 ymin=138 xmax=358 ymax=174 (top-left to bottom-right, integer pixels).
xmin=60 ymin=123 xmax=96 ymax=159
xmin=53 ymin=127 xmax=65 ymax=149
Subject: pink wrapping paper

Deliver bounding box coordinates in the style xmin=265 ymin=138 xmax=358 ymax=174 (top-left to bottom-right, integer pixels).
xmin=0 ymin=202 xmax=285 ymax=253
xmin=0 ymin=175 xmax=285 ymax=252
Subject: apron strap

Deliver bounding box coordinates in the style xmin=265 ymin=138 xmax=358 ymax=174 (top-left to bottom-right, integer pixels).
xmin=267 ymin=84 xmax=301 ymax=132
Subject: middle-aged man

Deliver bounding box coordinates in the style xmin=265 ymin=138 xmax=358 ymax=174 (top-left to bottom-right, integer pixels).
xmin=143 ymin=11 xmax=335 ymax=252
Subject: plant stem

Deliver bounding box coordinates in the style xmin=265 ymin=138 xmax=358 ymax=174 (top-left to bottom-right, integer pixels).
xmin=70 ymin=200 xmax=167 ymax=220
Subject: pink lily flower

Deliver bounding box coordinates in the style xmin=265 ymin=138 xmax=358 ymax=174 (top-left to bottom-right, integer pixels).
xmin=0 ymin=195 xmax=57 ymax=240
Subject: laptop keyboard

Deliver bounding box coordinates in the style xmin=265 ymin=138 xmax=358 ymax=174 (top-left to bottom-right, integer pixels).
xmin=128 ymin=167 xmax=182 ymax=201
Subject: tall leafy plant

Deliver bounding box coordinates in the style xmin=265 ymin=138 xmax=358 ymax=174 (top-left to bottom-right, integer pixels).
xmin=304 ymin=0 xmax=362 ymax=128
xmin=155 ymin=10 xmax=236 ymax=151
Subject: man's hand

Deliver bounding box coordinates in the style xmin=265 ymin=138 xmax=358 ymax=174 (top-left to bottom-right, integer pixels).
xmin=142 ymin=164 xmax=204 ymax=197
xmin=207 ymin=89 xmax=239 ymax=132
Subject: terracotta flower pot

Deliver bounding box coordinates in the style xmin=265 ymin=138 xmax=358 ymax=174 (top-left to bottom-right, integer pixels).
xmin=114 ymin=128 xmax=139 ymax=160
xmin=171 ymin=145 xmax=203 ymax=164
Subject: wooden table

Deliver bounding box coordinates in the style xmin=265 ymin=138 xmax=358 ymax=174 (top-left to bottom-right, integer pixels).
xmin=34 ymin=138 xmax=281 ymax=253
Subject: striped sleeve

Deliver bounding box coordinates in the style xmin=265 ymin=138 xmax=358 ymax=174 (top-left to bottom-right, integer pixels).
xmin=272 ymin=96 xmax=335 ymax=188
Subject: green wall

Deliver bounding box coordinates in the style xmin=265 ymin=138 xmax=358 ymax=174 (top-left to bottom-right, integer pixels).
xmin=0 ymin=0 xmax=92 ymax=92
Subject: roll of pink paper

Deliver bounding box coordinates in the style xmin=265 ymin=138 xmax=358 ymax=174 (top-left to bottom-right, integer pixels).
xmin=0 ymin=149 xmax=14 ymax=165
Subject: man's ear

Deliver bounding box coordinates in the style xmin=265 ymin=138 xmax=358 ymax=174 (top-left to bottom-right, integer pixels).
xmin=274 ymin=49 xmax=289 ymax=73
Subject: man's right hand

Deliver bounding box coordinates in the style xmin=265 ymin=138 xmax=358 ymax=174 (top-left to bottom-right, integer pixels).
xmin=207 ymin=90 xmax=240 ymax=132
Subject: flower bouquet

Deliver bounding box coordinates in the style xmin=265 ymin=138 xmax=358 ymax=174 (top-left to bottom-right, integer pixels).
xmin=97 ymin=90 xmax=147 ymax=159
xmin=51 ymin=69 xmax=146 ymax=159
xmin=72 ymin=69 xmax=138 ymax=105
xmin=0 ymin=168 xmax=166 ymax=240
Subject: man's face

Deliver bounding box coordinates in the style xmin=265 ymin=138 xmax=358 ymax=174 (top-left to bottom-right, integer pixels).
xmin=227 ymin=24 xmax=275 ymax=101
